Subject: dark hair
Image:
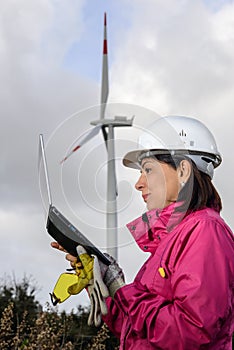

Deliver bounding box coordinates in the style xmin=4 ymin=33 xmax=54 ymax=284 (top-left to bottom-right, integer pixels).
xmin=154 ymin=154 xmax=222 ymax=213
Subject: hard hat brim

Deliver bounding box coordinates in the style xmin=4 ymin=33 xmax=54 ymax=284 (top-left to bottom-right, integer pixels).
xmin=123 ymin=149 xmax=222 ymax=169
xmin=123 ymin=149 xmax=176 ymax=169
xmin=122 ymin=150 xmax=144 ymax=169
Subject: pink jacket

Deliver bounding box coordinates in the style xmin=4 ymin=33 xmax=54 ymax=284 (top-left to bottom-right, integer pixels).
xmin=103 ymin=205 xmax=234 ymax=349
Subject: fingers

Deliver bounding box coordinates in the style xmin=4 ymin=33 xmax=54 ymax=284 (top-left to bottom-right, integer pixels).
xmin=51 ymin=242 xmax=77 ymax=263
xmin=65 ymin=254 xmax=77 ymax=266
xmin=50 ymin=242 xmax=77 ymax=267
xmin=50 ymin=241 xmax=67 ymax=252
xmin=87 ymin=293 xmax=95 ymax=326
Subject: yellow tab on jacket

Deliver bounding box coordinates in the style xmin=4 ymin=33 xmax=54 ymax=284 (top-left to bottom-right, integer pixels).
xmin=158 ymin=267 xmax=166 ymax=278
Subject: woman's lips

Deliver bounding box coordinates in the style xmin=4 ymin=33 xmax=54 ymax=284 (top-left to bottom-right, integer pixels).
xmin=142 ymin=194 xmax=149 ymax=202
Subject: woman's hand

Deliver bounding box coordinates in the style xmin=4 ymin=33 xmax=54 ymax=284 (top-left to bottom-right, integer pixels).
xmin=50 ymin=241 xmax=66 ymax=252
xmin=50 ymin=241 xmax=77 ymax=267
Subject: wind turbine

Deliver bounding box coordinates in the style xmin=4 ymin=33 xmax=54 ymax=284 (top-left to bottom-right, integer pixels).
xmin=61 ymin=13 xmax=133 ymax=259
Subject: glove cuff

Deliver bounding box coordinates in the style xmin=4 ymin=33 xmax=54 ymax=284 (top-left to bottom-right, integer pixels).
xmin=108 ymin=278 xmax=125 ymax=298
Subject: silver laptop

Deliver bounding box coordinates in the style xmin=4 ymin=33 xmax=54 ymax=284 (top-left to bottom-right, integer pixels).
xmin=38 ymin=134 xmax=111 ymax=265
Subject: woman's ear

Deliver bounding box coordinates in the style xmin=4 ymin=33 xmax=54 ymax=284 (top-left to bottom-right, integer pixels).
xmin=177 ymin=159 xmax=191 ymax=186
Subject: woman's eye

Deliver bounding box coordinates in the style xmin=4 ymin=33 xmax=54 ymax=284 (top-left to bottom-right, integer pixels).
xmin=145 ymin=167 xmax=152 ymax=174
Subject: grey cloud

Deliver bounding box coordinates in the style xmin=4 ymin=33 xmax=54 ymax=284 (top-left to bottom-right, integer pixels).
xmin=111 ymin=0 xmax=234 ymax=227
xmin=0 ymin=0 xmax=98 ymax=212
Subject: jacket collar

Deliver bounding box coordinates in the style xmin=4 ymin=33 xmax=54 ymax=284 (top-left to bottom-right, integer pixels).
xmin=126 ymin=202 xmax=185 ymax=253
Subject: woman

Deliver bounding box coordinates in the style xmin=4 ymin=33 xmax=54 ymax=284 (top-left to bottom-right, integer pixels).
xmin=53 ymin=116 xmax=234 ymax=349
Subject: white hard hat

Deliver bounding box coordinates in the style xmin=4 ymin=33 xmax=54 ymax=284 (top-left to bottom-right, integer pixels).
xmin=123 ymin=116 xmax=222 ymax=179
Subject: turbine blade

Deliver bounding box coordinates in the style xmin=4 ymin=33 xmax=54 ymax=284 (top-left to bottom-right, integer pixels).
xmin=100 ymin=12 xmax=109 ymax=119
xmin=61 ymin=125 xmax=102 ymax=163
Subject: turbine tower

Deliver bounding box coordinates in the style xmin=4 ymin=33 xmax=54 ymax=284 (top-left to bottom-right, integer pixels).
xmin=91 ymin=13 xmax=133 ymax=259
xmin=62 ymin=13 xmax=133 ymax=259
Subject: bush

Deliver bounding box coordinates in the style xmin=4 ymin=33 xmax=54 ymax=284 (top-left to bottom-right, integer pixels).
xmin=0 ymin=275 xmax=119 ymax=349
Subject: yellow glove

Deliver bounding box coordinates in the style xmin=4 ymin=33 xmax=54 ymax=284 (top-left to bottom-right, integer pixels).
xmin=50 ymin=247 xmax=94 ymax=305
xmin=68 ymin=251 xmax=94 ymax=295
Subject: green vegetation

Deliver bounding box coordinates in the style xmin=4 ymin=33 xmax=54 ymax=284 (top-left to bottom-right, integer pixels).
xmin=0 ymin=275 xmax=119 ymax=350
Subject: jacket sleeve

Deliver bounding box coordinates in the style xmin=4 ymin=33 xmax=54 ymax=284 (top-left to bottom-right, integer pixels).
xmin=102 ymin=296 xmax=124 ymax=338
xmin=113 ymin=219 xmax=234 ymax=348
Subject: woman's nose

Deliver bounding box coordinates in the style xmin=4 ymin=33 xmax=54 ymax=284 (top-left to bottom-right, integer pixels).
xmin=135 ymin=173 xmax=146 ymax=191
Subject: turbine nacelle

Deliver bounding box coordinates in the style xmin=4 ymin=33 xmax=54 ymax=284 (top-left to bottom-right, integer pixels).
xmin=91 ymin=116 xmax=134 ymax=127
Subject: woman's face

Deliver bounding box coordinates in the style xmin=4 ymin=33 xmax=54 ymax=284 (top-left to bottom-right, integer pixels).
xmin=135 ymin=157 xmax=180 ymax=210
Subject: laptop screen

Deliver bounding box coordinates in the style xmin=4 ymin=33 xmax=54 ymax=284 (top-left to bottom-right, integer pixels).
xmin=38 ymin=134 xmax=52 ymax=215
xmin=38 ymin=134 xmax=111 ymax=266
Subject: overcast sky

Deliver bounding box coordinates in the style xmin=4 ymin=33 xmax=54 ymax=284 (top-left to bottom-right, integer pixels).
xmin=1 ymin=0 xmax=234 ymax=312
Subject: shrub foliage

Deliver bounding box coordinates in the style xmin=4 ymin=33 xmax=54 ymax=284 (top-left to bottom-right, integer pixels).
xmin=0 ymin=275 xmax=119 ymax=350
